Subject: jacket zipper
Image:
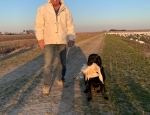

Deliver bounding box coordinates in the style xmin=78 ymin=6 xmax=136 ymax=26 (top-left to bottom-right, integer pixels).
xmin=55 ymin=7 xmax=65 ymax=33
xmin=56 ymin=15 xmax=58 ymax=33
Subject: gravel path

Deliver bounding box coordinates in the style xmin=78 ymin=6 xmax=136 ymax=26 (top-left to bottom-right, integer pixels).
xmin=0 ymin=33 xmax=109 ymax=115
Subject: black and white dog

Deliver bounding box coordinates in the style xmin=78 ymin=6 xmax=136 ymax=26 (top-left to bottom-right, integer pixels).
xmin=81 ymin=54 xmax=108 ymax=101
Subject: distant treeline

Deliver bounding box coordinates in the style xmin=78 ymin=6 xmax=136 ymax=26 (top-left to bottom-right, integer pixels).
xmin=109 ymin=29 xmax=126 ymax=31
xmin=0 ymin=30 xmax=35 ymax=35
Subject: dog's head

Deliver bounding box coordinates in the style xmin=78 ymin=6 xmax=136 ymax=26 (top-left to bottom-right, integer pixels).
xmin=87 ymin=54 xmax=102 ymax=67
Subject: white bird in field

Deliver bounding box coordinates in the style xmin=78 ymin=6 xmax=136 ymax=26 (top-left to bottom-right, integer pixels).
xmin=130 ymin=38 xmax=133 ymax=40
xmin=138 ymin=40 xmax=145 ymax=44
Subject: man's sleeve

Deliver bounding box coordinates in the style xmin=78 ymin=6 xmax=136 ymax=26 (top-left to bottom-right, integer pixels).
xmin=66 ymin=9 xmax=76 ymax=41
xmin=34 ymin=7 xmax=45 ymax=41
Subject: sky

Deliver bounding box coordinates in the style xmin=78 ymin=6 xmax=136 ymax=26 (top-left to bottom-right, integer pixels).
xmin=0 ymin=0 xmax=150 ymax=34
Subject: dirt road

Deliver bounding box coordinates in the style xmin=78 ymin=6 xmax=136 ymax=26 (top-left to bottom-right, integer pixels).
xmin=0 ymin=33 xmax=108 ymax=115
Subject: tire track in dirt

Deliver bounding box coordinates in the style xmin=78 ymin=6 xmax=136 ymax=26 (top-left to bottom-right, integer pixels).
xmin=76 ymin=34 xmax=105 ymax=58
xmin=0 ymin=33 xmax=107 ymax=115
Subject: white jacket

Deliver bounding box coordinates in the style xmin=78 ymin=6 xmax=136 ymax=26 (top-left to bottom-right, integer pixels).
xmin=81 ymin=63 xmax=104 ymax=84
xmin=34 ymin=0 xmax=75 ymax=45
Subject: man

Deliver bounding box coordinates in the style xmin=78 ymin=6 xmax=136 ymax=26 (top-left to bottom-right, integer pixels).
xmin=34 ymin=0 xmax=75 ymax=95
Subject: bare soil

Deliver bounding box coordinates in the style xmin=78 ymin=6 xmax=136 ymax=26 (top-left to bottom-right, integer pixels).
xmin=0 ymin=33 xmax=109 ymax=115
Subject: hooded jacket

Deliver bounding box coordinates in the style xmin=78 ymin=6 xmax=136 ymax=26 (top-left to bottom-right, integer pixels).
xmin=34 ymin=0 xmax=75 ymax=45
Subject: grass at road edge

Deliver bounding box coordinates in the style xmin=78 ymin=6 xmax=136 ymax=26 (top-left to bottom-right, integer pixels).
xmin=100 ymin=35 xmax=150 ymax=115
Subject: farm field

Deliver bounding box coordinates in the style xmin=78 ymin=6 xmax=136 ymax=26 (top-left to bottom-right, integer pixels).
xmin=0 ymin=34 xmax=37 ymax=55
xmin=0 ymin=33 xmax=99 ymax=55
xmin=0 ymin=33 xmax=150 ymax=115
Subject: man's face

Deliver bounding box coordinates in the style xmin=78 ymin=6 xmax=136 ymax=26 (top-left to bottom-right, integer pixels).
xmin=51 ymin=0 xmax=60 ymax=6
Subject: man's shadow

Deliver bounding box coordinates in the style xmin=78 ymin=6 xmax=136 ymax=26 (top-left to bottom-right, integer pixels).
xmin=57 ymin=45 xmax=88 ymax=114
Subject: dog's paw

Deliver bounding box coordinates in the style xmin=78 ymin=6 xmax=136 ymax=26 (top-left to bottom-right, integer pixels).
xmin=104 ymin=96 xmax=109 ymax=100
xmin=96 ymin=90 xmax=101 ymax=93
xmin=87 ymin=97 xmax=92 ymax=101
xmin=84 ymin=89 xmax=88 ymax=93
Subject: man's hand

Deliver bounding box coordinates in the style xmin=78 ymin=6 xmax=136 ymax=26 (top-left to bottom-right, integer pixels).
xmin=38 ymin=40 xmax=45 ymax=49
xmin=68 ymin=40 xmax=74 ymax=47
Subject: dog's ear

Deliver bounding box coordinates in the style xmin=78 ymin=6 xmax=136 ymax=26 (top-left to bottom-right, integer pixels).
xmin=96 ymin=55 xmax=102 ymax=67
xmin=87 ymin=56 xmax=93 ymax=66
xmin=87 ymin=54 xmax=93 ymax=66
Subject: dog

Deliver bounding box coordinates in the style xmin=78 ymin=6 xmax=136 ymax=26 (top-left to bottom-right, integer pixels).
xmin=81 ymin=54 xmax=108 ymax=101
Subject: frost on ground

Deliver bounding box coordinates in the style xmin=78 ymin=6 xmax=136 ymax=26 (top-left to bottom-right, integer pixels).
xmin=0 ymin=34 xmax=111 ymax=115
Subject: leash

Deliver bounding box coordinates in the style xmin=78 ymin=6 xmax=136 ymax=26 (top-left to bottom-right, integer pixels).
xmin=73 ymin=72 xmax=83 ymax=79
xmin=66 ymin=47 xmax=70 ymax=57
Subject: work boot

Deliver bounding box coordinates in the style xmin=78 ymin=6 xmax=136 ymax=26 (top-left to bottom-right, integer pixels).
xmin=43 ymin=86 xmax=50 ymax=95
xmin=57 ymin=80 xmax=69 ymax=88
xmin=63 ymin=82 xmax=69 ymax=87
